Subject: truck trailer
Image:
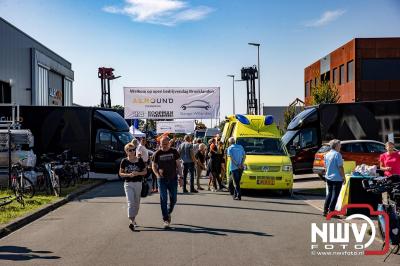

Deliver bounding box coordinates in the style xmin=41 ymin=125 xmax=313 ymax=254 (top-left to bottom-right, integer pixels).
xmin=0 ymin=106 xmax=133 ymax=172
xmin=282 ymin=99 xmax=400 ymax=174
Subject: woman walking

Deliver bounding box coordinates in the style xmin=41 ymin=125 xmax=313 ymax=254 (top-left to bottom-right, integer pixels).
xmin=209 ymin=141 xmax=224 ymax=191
xmin=195 ymin=143 xmax=207 ymax=190
xmin=119 ymin=143 xmax=147 ymax=231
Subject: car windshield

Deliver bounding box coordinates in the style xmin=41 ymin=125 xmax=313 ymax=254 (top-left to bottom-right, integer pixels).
xmin=116 ymin=132 xmax=134 ymax=145
xmin=287 ymin=108 xmax=317 ymax=130
xmin=195 ymin=131 xmax=206 ymax=138
xmin=281 ymin=130 xmax=298 ymax=146
xmin=236 ymin=138 xmax=286 ymax=155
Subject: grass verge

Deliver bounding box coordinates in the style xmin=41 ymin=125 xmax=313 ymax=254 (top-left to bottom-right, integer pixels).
xmin=0 ymin=180 xmax=98 ymax=225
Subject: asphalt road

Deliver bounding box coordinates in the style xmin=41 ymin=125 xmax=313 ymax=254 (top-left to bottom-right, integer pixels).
xmin=0 ymin=181 xmax=399 ymax=266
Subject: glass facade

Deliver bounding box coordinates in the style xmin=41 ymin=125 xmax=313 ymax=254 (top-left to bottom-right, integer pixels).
xmin=361 ymin=59 xmax=400 ymax=80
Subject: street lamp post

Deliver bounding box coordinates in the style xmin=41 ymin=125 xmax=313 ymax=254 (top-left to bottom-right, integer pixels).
xmin=227 ymin=75 xmax=235 ymax=114
xmin=248 ymin=42 xmax=260 ymax=115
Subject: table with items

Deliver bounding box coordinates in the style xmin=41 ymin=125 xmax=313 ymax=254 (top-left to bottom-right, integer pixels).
xmin=335 ymin=173 xmax=382 ymax=216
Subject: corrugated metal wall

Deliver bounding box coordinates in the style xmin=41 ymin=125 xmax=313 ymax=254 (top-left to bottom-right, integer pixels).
xmin=37 ymin=66 xmax=49 ymax=105
xmin=0 ymin=17 xmax=74 ymax=106
xmin=64 ymin=78 xmax=73 ymax=106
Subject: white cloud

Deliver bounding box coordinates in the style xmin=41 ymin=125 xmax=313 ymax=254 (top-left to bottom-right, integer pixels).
xmin=305 ymin=9 xmax=346 ymax=27
xmin=103 ymin=0 xmax=214 ymax=26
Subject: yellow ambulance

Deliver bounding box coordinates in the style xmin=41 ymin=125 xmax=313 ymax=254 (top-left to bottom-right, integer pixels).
xmin=222 ymin=114 xmax=293 ymax=195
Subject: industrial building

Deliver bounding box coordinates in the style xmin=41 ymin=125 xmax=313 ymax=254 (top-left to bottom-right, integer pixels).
xmin=304 ymin=38 xmax=400 ymax=106
xmin=0 ymin=17 xmax=73 ymax=106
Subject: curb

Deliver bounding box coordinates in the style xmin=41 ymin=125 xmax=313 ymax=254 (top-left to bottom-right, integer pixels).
xmin=0 ymin=180 xmax=106 ymax=239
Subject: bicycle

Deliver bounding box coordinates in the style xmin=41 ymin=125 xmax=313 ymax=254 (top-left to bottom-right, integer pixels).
xmin=35 ymin=154 xmax=60 ymax=196
xmin=11 ymin=160 xmax=35 ymax=199
xmin=78 ymin=161 xmax=90 ymax=182
xmin=0 ymin=191 xmax=25 ymax=207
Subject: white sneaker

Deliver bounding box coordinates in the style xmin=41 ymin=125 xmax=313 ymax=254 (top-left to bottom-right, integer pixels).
xmin=163 ymin=221 xmax=170 ymax=229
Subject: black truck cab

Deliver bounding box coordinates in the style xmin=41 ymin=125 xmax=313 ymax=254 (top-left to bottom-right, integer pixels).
xmin=282 ymin=108 xmax=320 ymax=174
xmin=93 ymin=109 xmax=133 ymax=170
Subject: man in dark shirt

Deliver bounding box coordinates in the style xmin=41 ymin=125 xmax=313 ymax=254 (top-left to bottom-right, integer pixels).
xmin=152 ymin=136 xmax=182 ymax=228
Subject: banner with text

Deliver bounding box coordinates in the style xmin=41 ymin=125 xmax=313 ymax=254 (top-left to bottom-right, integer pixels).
xmin=124 ymin=87 xmax=220 ymax=119
xmin=156 ymin=120 xmax=194 ymax=134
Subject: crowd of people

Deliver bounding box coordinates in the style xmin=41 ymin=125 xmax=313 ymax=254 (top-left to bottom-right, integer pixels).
xmin=119 ymin=133 xmax=400 ymax=230
xmin=118 ymin=133 xmax=246 ymax=231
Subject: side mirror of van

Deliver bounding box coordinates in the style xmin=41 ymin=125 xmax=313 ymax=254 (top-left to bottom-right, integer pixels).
xmin=288 ymin=145 xmax=297 ymax=156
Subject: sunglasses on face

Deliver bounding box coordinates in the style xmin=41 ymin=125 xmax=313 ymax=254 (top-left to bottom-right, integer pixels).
xmin=127 ymin=149 xmax=135 ymax=152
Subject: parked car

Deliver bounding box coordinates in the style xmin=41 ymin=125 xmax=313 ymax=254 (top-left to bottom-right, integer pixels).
xmin=313 ymin=140 xmax=387 ymax=179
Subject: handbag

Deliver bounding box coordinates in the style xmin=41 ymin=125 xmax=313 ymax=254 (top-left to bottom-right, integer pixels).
xmin=141 ymin=177 xmax=149 ymax=197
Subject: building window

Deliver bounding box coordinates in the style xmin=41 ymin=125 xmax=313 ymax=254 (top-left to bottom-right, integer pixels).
xmin=339 ymin=64 xmax=345 ymax=85
xmin=0 ymin=81 xmax=11 ymax=103
xmin=347 ymin=60 xmax=354 ymax=82
xmin=305 ymin=81 xmax=310 ymax=97
xmin=361 ymin=59 xmax=400 ymax=80
xmin=333 ymin=68 xmax=338 ymax=84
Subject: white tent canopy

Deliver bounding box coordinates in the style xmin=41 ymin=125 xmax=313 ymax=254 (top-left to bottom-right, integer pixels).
xmin=129 ymin=126 xmax=146 ymax=138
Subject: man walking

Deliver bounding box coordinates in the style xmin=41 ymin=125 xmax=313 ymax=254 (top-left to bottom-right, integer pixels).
xmin=226 ymin=137 xmax=246 ymax=200
xmin=152 ymin=136 xmax=182 ymax=228
xmin=179 ymin=135 xmax=198 ymax=193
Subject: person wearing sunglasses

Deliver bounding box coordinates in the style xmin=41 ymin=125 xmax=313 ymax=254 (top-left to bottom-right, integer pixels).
xmin=119 ymin=143 xmax=147 ymax=231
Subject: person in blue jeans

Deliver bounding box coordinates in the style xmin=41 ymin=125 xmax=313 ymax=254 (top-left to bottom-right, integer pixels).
xmin=323 ymin=139 xmax=345 ymax=216
xmin=226 ymin=137 xmax=246 ymax=200
xmin=178 ymin=135 xmax=198 ymax=193
xmin=152 ymin=136 xmax=182 ymax=228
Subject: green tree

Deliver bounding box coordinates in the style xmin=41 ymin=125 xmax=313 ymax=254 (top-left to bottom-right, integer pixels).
xmin=283 ymin=98 xmax=304 ymax=131
xmin=111 ymin=105 xmax=124 ymax=110
xmin=311 ymin=77 xmax=340 ymax=105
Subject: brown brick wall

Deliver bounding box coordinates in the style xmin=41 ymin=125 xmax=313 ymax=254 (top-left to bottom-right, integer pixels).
xmin=330 ymin=39 xmax=356 ymax=103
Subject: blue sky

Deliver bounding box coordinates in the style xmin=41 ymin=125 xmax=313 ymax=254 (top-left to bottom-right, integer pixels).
xmin=1 ymin=0 xmax=400 ymax=122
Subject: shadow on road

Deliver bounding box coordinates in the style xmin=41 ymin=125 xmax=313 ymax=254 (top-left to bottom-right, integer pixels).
xmin=141 ymin=202 xmax=321 ymax=217
xmin=239 ymin=198 xmax=308 ymax=206
xmin=77 ymin=181 xmax=125 ymax=200
xmin=0 ymin=246 xmax=60 ymax=261
xmin=138 ymin=223 xmax=272 ymax=237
